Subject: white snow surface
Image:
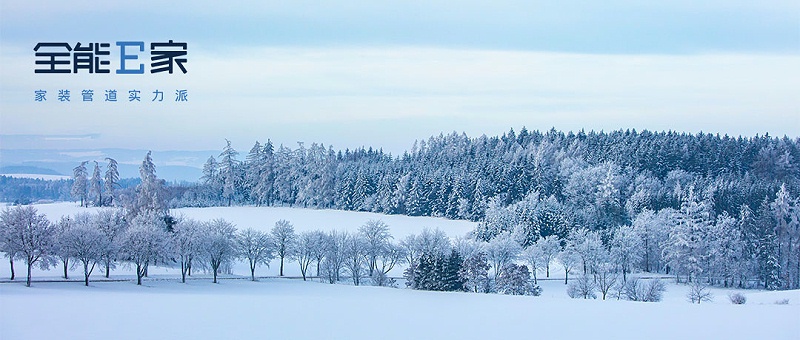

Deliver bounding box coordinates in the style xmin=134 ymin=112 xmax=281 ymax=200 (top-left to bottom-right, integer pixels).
xmin=1 ymin=279 xmax=798 ymax=340
xmin=1 ymin=203 xmax=799 ymax=339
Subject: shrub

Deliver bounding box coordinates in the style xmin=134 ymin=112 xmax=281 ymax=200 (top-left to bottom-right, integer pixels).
xmin=728 ymin=293 xmax=747 ymax=305
xmin=621 ymin=278 xmax=665 ymax=302
xmin=567 ymin=275 xmax=597 ymax=299
xmin=774 ymin=299 xmax=789 ymax=305
xmin=687 ymin=281 xmax=714 ymax=304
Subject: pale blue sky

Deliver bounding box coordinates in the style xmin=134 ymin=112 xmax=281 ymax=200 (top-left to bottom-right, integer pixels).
xmin=1 ymin=1 xmax=798 ymax=155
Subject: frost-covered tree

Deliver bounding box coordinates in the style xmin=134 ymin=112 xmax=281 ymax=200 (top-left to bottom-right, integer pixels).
xmin=236 ymin=227 xmax=272 ymax=281
xmin=559 ymin=246 xmax=580 ymax=285
xmin=521 ymin=243 xmax=543 ymax=284
xmin=534 ymin=235 xmax=561 ymax=278
xmin=686 ymin=280 xmax=713 ymax=304
xmin=173 ymin=219 xmax=204 ymax=283
xmin=459 ymin=252 xmax=490 ymax=293
xmin=594 ymin=261 xmax=618 ymax=300
xmin=1 ymin=206 xmax=56 ymax=287
xmin=0 ymin=210 xmax=20 ymax=280
xmin=71 ymin=161 xmax=89 ymax=207
xmin=295 ymin=231 xmax=319 ymax=281
xmin=771 ymin=184 xmax=799 ymax=289
xmin=632 ymin=209 xmax=671 ymax=273
xmin=271 ymin=219 xmax=296 ymax=276
xmin=89 ymin=161 xmax=103 ymax=207
xmin=306 ymin=230 xmax=327 ymax=277
xmin=496 ymin=263 xmax=538 ymax=295
xmin=343 ymin=233 xmax=367 ymax=285
xmin=321 ymin=230 xmax=346 ymax=283
xmin=567 ymin=229 xmax=605 ymax=276
xmin=610 ymin=225 xmax=644 ymax=283
xmin=708 ymin=212 xmax=744 ymax=287
xmin=372 ymin=241 xmax=405 ymax=286
xmin=53 ymin=216 xmax=75 ymax=279
xmin=104 ymin=157 xmax=119 ymax=206
xmin=134 ymin=151 xmax=167 ymax=216
xmin=120 ymin=212 xmax=171 ymax=285
xmin=359 ymin=219 xmax=392 ymax=277
xmin=663 ymin=187 xmax=713 ymax=283
xmin=219 ymin=139 xmax=240 ymax=206
xmin=485 ymin=232 xmax=521 ymax=280
xmin=59 ymin=215 xmax=106 ymax=286
xmin=201 ymin=219 xmax=237 ymax=283
xmin=567 ymin=274 xmax=597 ymax=299
xmin=95 ymin=209 xmax=127 ymax=278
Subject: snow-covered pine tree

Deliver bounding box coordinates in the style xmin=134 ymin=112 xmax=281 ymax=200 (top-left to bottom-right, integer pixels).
xmin=71 ymin=161 xmax=89 ymax=207
xmin=219 ymin=140 xmax=240 ymax=206
xmin=103 ymin=158 xmax=119 ymax=206
xmin=89 ymin=161 xmax=103 ymax=207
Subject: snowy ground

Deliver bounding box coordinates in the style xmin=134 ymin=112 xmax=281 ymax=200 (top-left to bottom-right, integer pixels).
xmin=1 ymin=278 xmax=798 ymax=340
xmin=1 ymin=202 xmax=799 ymax=339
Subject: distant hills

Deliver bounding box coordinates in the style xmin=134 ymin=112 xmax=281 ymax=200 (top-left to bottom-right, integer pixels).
xmin=0 ymin=149 xmax=211 ymax=182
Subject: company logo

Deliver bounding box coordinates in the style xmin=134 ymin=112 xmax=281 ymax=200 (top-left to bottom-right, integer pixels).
xmin=33 ymin=40 xmax=189 ymax=103
xmin=34 ymin=40 xmax=188 ymax=74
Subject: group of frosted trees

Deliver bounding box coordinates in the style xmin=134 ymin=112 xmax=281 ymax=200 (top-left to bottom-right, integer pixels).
xmin=477 ymin=183 xmax=800 ymax=291
xmin=70 ymin=158 xmax=119 ymax=208
xmin=177 ymin=129 xmax=796 ymax=224
xmin=169 ymin=129 xmax=798 ymax=289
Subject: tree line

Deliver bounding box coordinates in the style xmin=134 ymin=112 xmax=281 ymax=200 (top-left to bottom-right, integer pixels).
xmin=174 ymin=128 xmax=799 ymax=290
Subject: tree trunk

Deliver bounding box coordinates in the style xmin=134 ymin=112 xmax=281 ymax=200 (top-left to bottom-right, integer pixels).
xmin=84 ymin=262 xmax=90 ymax=286
xmin=564 ymin=269 xmax=568 ymax=285
xmin=105 ymin=261 xmax=110 ymax=278
xmin=250 ymin=260 xmax=256 ymax=281
xmin=26 ymin=261 xmax=32 ymax=287
xmin=280 ymin=257 xmax=284 ymax=276
xmin=136 ymin=264 xmax=143 ymax=285
xmin=63 ymin=259 xmax=69 ymax=279
xmin=9 ymin=258 xmax=15 ymax=280
xmin=213 ymin=265 xmax=218 ymax=283
xmin=181 ymin=261 xmax=187 ymax=283
xmin=546 ymin=264 xmax=550 ymax=278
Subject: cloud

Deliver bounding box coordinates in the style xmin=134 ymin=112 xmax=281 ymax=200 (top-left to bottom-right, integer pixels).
xmin=2 ymin=45 xmax=798 ymax=154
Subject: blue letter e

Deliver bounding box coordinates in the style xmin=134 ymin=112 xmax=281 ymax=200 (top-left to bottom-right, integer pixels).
xmin=116 ymin=41 xmax=145 ymax=74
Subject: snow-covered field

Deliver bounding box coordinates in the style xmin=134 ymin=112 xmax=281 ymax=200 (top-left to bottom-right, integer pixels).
xmin=2 ymin=278 xmax=798 ymax=340
xmin=1 ymin=202 xmax=799 ymax=339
